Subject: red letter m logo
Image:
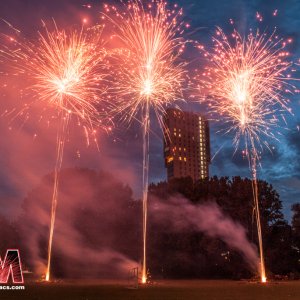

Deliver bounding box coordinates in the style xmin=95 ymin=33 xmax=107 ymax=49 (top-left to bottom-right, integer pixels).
xmin=0 ymin=249 xmax=24 ymax=284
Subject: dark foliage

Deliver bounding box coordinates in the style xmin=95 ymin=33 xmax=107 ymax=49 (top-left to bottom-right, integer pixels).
xmin=148 ymin=176 xmax=299 ymax=279
xmin=1 ymin=169 xmax=298 ymax=279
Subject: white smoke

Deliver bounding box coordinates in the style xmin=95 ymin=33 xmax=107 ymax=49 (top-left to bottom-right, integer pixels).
xmin=150 ymin=195 xmax=259 ymax=271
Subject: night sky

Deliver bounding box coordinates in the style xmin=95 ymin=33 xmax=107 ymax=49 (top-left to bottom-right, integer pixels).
xmin=0 ymin=0 xmax=299 ymax=220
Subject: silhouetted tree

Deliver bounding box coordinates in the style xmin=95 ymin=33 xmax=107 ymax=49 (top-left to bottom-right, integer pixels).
xmin=149 ymin=176 xmax=292 ymax=279
xmin=292 ymin=203 xmax=300 ymax=274
xmin=292 ymin=203 xmax=300 ymax=249
xmin=12 ymin=171 xmax=299 ymax=279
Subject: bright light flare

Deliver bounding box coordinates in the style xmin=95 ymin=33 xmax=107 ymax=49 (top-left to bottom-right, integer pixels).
xmin=141 ymin=275 xmax=147 ymax=284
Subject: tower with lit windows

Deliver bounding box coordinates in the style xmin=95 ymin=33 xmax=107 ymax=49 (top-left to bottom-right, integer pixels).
xmin=163 ymin=108 xmax=210 ymax=181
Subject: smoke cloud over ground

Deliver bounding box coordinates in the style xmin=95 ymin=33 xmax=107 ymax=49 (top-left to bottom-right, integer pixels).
xmin=17 ymin=168 xmax=258 ymax=279
xmin=150 ymin=195 xmax=259 ymax=272
xmin=19 ymin=169 xmax=139 ymax=278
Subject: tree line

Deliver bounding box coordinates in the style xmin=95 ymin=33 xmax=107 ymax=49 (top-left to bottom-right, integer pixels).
xmin=0 ymin=169 xmax=299 ymax=279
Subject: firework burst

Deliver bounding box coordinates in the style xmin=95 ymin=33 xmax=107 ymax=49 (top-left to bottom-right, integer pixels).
xmin=102 ymin=0 xmax=188 ymax=283
xmin=2 ymin=22 xmax=109 ymax=281
xmin=199 ymin=26 xmax=296 ymax=283
xmin=199 ymin=27 xmax=294 ymax=158
xmin=104 ymin=1 xmax=187 ymax=123
xmin=3 ymin=22 xmax=108 ymax=128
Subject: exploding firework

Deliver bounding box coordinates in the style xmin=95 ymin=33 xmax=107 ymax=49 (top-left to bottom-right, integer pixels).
xmin=199 ymin=27 xmax=295 ymax=283
xmin=2 ymin=22 xmax=109 ymax=281
xmin=3 ymin=22 xmax=108 ymax=126
xmin=102 ymin=0 xmax=188 ymax=283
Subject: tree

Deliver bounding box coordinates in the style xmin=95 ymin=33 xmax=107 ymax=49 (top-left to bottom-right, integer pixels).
xmin=292 ymin=203 xmax=300 ymax=249
xmin=148 ymin=176 xmax=290 ymax=278
xmin=291 ymin=203 xmax=300 ymax=273
xmin=12 ymin=171 xmax=296 ymax=279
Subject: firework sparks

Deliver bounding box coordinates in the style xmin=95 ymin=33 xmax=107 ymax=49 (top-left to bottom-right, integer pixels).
xmin=2 ymin=22 xmax=109 ymax=281
xmin=4 ymin=22 xmax=107 ymax=127
xmin=103 ymin=0 xmax=187 ymax=283
xmin=199 ymin=27 xmax=295 ymax=283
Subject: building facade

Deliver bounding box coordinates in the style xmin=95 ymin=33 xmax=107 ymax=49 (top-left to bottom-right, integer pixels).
xmin=164 ymin=108 xmax=210 ymax=181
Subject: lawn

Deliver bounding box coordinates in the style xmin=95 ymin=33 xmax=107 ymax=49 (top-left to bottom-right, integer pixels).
xmin=1 ymin=279 xmax=300 ymax=300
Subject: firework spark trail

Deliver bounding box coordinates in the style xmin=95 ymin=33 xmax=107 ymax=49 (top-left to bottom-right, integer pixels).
xmin=46 ymin=113 xmax=69 ymax=282
xmin=250 ymin=152 xmax=266 ymax=282
xmin=199 ymin=27 xmax=295 ymax=283
xmin=2 ymin=23 xmax=109 ymax=281
xmin=142 ymin=103 xmax=150 ymax=284
xmin=103 ymin=0 xmax=188 ymax=283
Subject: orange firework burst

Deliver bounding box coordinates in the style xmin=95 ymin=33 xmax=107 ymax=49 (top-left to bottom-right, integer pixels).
xmin=199 ymin=26 xmax=296 ymax=283
xmin=2 ymin=22 xmax=109 ymax=281
xmin=4 ymin=22 xmax=108 ymax=129
xmin=102 ymin=0 xmax=188 ymax=283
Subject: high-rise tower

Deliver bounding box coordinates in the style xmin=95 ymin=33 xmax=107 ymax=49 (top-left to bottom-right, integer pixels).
xmin=164 ymin=108 xmax=210 ymax=181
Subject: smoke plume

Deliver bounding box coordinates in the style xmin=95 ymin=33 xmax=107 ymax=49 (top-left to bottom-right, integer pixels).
xmin=18 ymin=168 xmax=259 ymax=278
xmin=150 ymin=195 xmax=259 ymax=272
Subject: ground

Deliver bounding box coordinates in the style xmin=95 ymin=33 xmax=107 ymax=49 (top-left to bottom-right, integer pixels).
xmin=1 ymin=279 xmax=300 ymax=300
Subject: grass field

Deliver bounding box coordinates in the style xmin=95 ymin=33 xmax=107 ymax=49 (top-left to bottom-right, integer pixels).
xmin=1 ymin=279 xmax=300 ymax=300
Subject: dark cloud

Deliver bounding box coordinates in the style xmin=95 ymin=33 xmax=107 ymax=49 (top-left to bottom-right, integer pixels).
xmin=287 ymin=128 xmax=300 ymax=155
